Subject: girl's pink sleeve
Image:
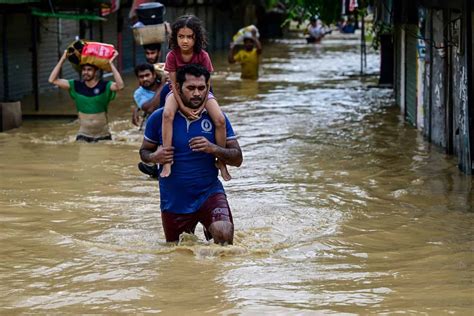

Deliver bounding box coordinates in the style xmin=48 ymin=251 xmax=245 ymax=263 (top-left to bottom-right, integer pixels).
xmin=164 ymin=51 xmax=177 ymax=72
xmin=202 ymin=51 xmax=214 ymax=73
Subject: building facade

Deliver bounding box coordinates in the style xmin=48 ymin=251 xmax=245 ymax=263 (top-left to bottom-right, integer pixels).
xmin=374 ymin=0 xmax=473 ymax=174
xmin=0 ymin=0 xmax=255 ymax=116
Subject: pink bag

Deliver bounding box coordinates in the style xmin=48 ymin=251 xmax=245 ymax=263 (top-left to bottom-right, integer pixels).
xmin=80 ymin=42 xmax=115 ymax=72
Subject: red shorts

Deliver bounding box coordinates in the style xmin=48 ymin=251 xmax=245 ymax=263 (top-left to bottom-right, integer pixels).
xmin=161 ymin=193 xmax=233 ymax=242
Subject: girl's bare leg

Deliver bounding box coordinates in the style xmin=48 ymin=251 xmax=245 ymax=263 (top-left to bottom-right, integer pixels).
xmin=206 ymin=98 xmax=231 ymax=181
xmin=161 ymin=96 xmax=179 ymax=177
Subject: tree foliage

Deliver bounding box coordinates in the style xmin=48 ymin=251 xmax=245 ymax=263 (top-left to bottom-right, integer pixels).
xmin=266 ymin=0 xmax=375 ymax=25
xmin=266 ymin=0 xmax=342 ymax=24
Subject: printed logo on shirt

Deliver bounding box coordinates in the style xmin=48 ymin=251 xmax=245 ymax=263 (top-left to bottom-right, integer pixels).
xmin=93 ymin=88 xmax=100 ymax=95
xmin=201 ymin=119 xmax=212 ymax=133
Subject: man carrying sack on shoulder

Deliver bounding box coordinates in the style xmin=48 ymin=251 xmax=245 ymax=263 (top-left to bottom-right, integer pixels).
xmin=48 ymin=46 xmax=124 ymax=142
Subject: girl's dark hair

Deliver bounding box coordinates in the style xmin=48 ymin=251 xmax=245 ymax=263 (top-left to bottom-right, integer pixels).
xmin=169 ymin=14 xmax=208 ymax=53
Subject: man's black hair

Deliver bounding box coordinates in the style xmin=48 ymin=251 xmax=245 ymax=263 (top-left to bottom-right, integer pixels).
xmin=143 ymin=43 xmax=162 ymax=51
xmin=80 ymin=63 xmax=99 ymax=70
xmin=134 ymin=63 xmax=155 ymax=77
xmin=176 ymin=64 xmax=210 ymax=89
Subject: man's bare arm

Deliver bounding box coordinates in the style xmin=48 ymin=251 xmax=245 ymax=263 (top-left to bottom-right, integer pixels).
xmin=48 ymin=50 xmax=70 ymax=90
xmin=141 ymin=83 xmax=164 ymax=114
xmin=109 ymin=51 xmax=125 ymax=91
xmin=140 ymin=139 xmax=174 ymax=165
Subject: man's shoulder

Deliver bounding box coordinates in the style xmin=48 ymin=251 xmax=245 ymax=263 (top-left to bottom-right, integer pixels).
xmin=203 ymin=110 xmax=231 ymax=123
xmin=148 ymin=107 xmax=164 ymax=122
xmin=135 ymin=86 xmax=157 ymax=97
xmin=134 ymin=86 xmax=145 ymax=95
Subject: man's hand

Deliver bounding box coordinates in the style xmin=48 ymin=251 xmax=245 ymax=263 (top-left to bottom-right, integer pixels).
xmin=61 ymin=49 xmax=68 ymax=61
xmin=109 ymin=50 xmax=119 ymax=64
xmin=150 ymin=146 xmax=174 ymax=164
xmin=189 ymin=136 xmax=216 ymax=154
xmin=48 ymin=50 xmax=70 ymax=89
xmin=132 ymin=107 xmax=141 ymax=126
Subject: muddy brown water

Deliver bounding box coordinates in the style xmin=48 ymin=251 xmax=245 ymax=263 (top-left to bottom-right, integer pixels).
xmin=0 ymin=34 xmax=472 ymax=314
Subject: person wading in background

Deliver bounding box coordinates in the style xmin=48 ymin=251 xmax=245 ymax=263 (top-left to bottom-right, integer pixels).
xmin=49 ymin=50 xmax=124 ymax=142
xmin=228 ymin=30 xmax=262 ymax=80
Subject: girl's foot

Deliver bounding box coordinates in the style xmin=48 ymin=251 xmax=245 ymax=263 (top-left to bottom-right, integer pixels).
xmin=160 ymin=163 xmax=172 ymax=178
xmin=216 ymin=160 xmax=231 ymax=181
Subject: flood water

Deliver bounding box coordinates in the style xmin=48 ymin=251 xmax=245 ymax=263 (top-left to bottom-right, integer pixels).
xmin=1 ymin=33 xmax=473 ymax=314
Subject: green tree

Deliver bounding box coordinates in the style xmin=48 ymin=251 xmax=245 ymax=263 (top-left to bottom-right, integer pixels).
xmin=266 ymin=0 xmax=374 ymax=25
xmin=266 ymin=0 xmax=342 ymax=24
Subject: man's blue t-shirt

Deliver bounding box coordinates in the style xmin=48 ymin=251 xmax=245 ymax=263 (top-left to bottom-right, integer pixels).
xmin=144 ymin=108 xmax=236 ymax=214
xmin=134 ymin=83 xmax=171 ymax=109
xmin=134 ymin=86 xmax=156 ymax=109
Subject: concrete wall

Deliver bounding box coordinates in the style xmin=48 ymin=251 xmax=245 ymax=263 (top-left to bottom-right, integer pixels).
xmin=430 ymin=9 xmax=447 ymax=148
xmin=451 ymin=10 xmax=467 ymax=158
xmin=392 ymin=3 xmax=473 ymax=173
xmin=423 ymin=9 xmax=432 ymax=136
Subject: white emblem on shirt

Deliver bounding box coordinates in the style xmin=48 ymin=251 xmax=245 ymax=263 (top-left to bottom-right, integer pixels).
xmin=93 ymin=88 xmax=100 ymax=95
xmin=201 ymin=119 xmax=212 ymax=133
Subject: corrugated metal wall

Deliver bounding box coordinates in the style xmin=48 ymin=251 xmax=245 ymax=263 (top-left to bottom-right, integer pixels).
xmin=102 ymin=14 xmax=118 ymax=49
xmin=121 ymin=7 xmax=135 ymax=72
xmin=37 ymin=18 xmax=79 ymax=93
xmin=59 ymin=19 xmax=79 ymax=79
xmin=6 ymin=13 xmax=33 ymax=100
xmin=37 ymin=18 xmax=60 ymax=92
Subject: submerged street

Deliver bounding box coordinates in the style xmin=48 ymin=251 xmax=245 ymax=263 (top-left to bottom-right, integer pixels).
xmin=0 ymin=33 xmax=472 ymax=314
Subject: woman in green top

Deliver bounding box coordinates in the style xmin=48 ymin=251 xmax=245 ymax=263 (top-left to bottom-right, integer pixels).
xmin=48 ymin=50 xmax=125 ymax=142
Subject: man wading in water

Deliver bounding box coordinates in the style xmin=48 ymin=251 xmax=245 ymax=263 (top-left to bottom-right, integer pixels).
xmin=139 ymin=64 xmax=243 ymax=244
xmin=49 ymin=50 xmax=124 ymax=142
